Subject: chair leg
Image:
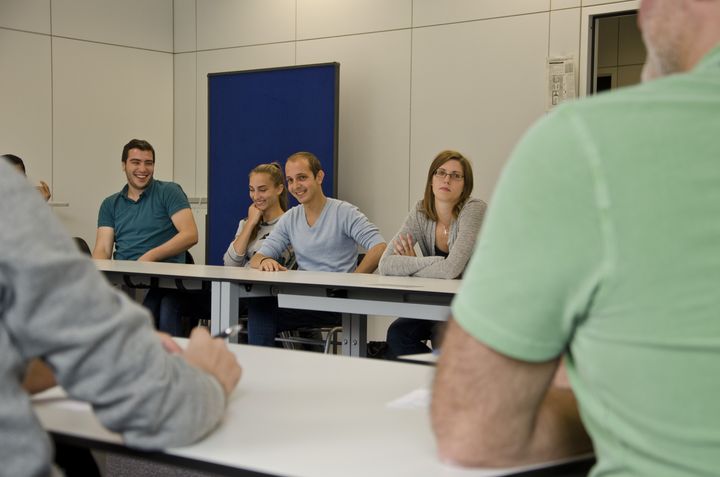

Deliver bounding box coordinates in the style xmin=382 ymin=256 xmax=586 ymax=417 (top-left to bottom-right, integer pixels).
xmin=324 ymin=326 xmax=343 ymax=354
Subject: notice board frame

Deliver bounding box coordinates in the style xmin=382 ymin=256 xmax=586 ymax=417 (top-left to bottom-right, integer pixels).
xmin=206 ymin=62 xmax=339 ymax=265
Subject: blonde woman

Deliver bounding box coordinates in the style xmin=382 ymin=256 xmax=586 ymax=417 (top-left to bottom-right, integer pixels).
xmin=224 ymin=163 xmax=294 ymax=268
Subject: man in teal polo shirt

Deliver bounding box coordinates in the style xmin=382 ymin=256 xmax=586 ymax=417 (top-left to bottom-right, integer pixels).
xmin=93 ymin=139 xmax=198 ymax=334
xmin=432 ymin=1 xmax=720 ymax=476
xmin=93 ymin=139 xmax=197 ymax=263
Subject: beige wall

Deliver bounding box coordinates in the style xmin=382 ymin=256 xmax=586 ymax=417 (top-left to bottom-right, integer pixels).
xmin=0 ymin=0 xmax=174 ymax=251
xmin=0 ymin=0 xmax=635 ymax=339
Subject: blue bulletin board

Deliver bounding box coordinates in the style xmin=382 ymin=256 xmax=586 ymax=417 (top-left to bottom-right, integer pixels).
xmin=207 ymin=63 xmax=339 ymax=265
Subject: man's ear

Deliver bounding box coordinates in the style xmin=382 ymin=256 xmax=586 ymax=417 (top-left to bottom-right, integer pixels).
xmin=316 ymin=169 xmax=325 ymax=184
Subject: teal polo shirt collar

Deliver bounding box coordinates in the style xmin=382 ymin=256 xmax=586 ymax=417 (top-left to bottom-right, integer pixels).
xmin=120 ymin=179 xmax=156 ymax=203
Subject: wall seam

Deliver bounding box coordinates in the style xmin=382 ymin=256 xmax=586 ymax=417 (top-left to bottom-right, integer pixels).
xmin=407 ymin=1 xmax=414 ymax=212
xmin=172 ymin=0 xmax=176 ymax=182
xmin=49 ymin=0 xmax=54 ymax=191
xmin=195 ymin=0 xmax=199 ymax=196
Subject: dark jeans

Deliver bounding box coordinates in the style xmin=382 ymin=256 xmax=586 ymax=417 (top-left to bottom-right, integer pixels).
xmin=386 ymin=318 xmax=444 ymax=359
xmin=248 ymin=296 xmax=341 ymax=347
xmin=144 ymin=288 xmax=210 ymax=337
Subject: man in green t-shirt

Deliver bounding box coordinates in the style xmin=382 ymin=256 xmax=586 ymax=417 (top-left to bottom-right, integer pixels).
xmin=432 ymin=1 xmax=720 ymax=476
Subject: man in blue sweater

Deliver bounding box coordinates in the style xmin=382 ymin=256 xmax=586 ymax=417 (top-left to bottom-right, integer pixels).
xmin=248 ymin=152 xmax=386 ymax=346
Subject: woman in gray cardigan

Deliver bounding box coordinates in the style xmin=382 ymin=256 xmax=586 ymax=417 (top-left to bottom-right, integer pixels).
xmin=378 ymin=150 xmax=486 ymax=358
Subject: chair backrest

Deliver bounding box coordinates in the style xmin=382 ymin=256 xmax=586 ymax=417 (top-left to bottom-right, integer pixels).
xmin=73 ymin=237 xmax=91 ymax=255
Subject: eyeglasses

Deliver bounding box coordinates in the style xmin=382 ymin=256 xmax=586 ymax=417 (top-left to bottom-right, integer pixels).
xmin=434 ymin=169 xmax=464 ymax=181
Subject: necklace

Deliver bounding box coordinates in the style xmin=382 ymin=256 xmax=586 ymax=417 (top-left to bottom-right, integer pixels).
xmin=439 ymin=223 xmax=450 ymax=237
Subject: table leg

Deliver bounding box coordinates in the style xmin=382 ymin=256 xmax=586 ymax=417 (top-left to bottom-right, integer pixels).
xmin=341 ymin=313 xmax=367 ymax=357
xmin=211 ymin=282 xmax=240 ymax=340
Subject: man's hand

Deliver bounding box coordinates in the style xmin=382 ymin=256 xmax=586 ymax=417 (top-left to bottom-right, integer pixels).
xmin=36 ymin=181 xmax=51 ymax=202
xmin=259 ymin=257 xmax=287 ymax=271
xmin=183 ymin=328 xmax=242 ymax=397
xmin=22 ymin=359 xmax=57 ymax=395
xmin=157 ymin=331 xmax=183 ymax=354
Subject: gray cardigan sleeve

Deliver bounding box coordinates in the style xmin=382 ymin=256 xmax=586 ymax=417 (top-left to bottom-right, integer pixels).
xmin=414 ymin=199 xmax=486 ymax=278
xmin=0 ymin=165 xmax=226 ymax=451
xmin=223 ymin=219 xmax=248 ymax=266
xmin=379 ymin=199 xmax=486 ymax=279
xmin=379 ymin=204 xmax=444 ymax=276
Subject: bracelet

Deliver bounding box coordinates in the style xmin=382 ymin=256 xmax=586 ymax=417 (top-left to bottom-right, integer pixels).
xmin=259 ymin=256 xmax=273 ymax=265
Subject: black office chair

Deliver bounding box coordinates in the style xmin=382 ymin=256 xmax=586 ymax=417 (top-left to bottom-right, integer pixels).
xmin=275 ymin=253 xmax=366 ymax=354
xmin=173 ymin=251 xmax=213 ymax=336
xmin=73 ymin=237 xmax=91 ymax=255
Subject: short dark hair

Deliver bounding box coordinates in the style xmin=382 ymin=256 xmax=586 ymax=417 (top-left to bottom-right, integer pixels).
xmin=121 ymin=139 xmax=155 ymax=163
xmin=286 ymin=152 xmax=322 ymax=177
xmin=2 ymin=154 xmax=26 ymax=175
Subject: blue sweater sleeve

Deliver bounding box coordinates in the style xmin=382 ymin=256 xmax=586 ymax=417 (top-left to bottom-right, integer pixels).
xmin=341 ymin=202 xmax=385 ymax=250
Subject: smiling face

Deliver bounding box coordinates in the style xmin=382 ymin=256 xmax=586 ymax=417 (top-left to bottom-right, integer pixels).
xmin=249 ymin=171 xmax=283 ymax=212
xmin=122 ymin=148 xmax=154 ymax=193
xmin=285 ymin=156 xmax=324 ymax=205
xmin=431 ymin=159 xmax=465 ymax=207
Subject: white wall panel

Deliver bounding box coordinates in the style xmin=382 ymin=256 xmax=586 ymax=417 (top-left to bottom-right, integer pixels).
xmin=582 ymin=0 xmax=632 ymax=6
xmin=52 ymin=38 xmax=173 ymax=246
xmin=297 ymin=30 xmax=412 ymax=243
xmin=174 ymin=0 xmax=197 ymax=53
xmin=0 ymin=29 xmax=52 ymax=183
xmin=297 ymin=0 xmax=410 ymax=39
xmin=0 ymin=0 xmax=50 ymax=33
xmin=194 ymin=43 xmax=296 ymax=196
xmin=552 ymin=0 xmax=580 ymax=8
xmin=174 ymin=53 xmax=198 ymax=196
xmin=413 ymin=0 xmax=549 ymax=27
xmin=52 ymin=0 xmax=173 ymax=52
xmin=550 ymin=8 xmax=580 ymax=58
xmin=196 ymin=0 xmax=294 ymax=51
xmin=411 ymin=13 xmax=549 ymax=206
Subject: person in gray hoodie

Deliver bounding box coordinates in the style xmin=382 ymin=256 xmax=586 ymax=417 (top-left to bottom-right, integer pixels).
xmin=0 ymin=160 xmax=241 ymax=477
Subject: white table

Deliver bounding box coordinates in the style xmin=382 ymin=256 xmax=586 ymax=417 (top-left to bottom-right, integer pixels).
xmin=95 ymin=259 xmax=459 ymax=356
xmin=34 ymin=343 xmax=593 ymax=477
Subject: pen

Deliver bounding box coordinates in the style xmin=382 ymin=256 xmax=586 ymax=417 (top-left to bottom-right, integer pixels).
xmin=212 ymin=324 xmax=244 ymax=339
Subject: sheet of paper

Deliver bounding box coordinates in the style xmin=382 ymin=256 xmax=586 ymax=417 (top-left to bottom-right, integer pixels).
xmin=386 ymin=388 xmax=430 ymax=410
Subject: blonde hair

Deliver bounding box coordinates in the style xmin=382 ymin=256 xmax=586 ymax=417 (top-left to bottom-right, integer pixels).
xmin=248 ymin=162 xmax=287 ymax=242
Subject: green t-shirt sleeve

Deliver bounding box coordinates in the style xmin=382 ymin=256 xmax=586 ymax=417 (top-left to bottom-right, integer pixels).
xmin=453 ymin=107 xmax=610 ymax=362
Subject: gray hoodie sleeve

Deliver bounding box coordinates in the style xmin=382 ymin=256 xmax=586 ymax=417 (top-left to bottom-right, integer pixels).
xmin=0 ymin=163 xmax=225 ymax=451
